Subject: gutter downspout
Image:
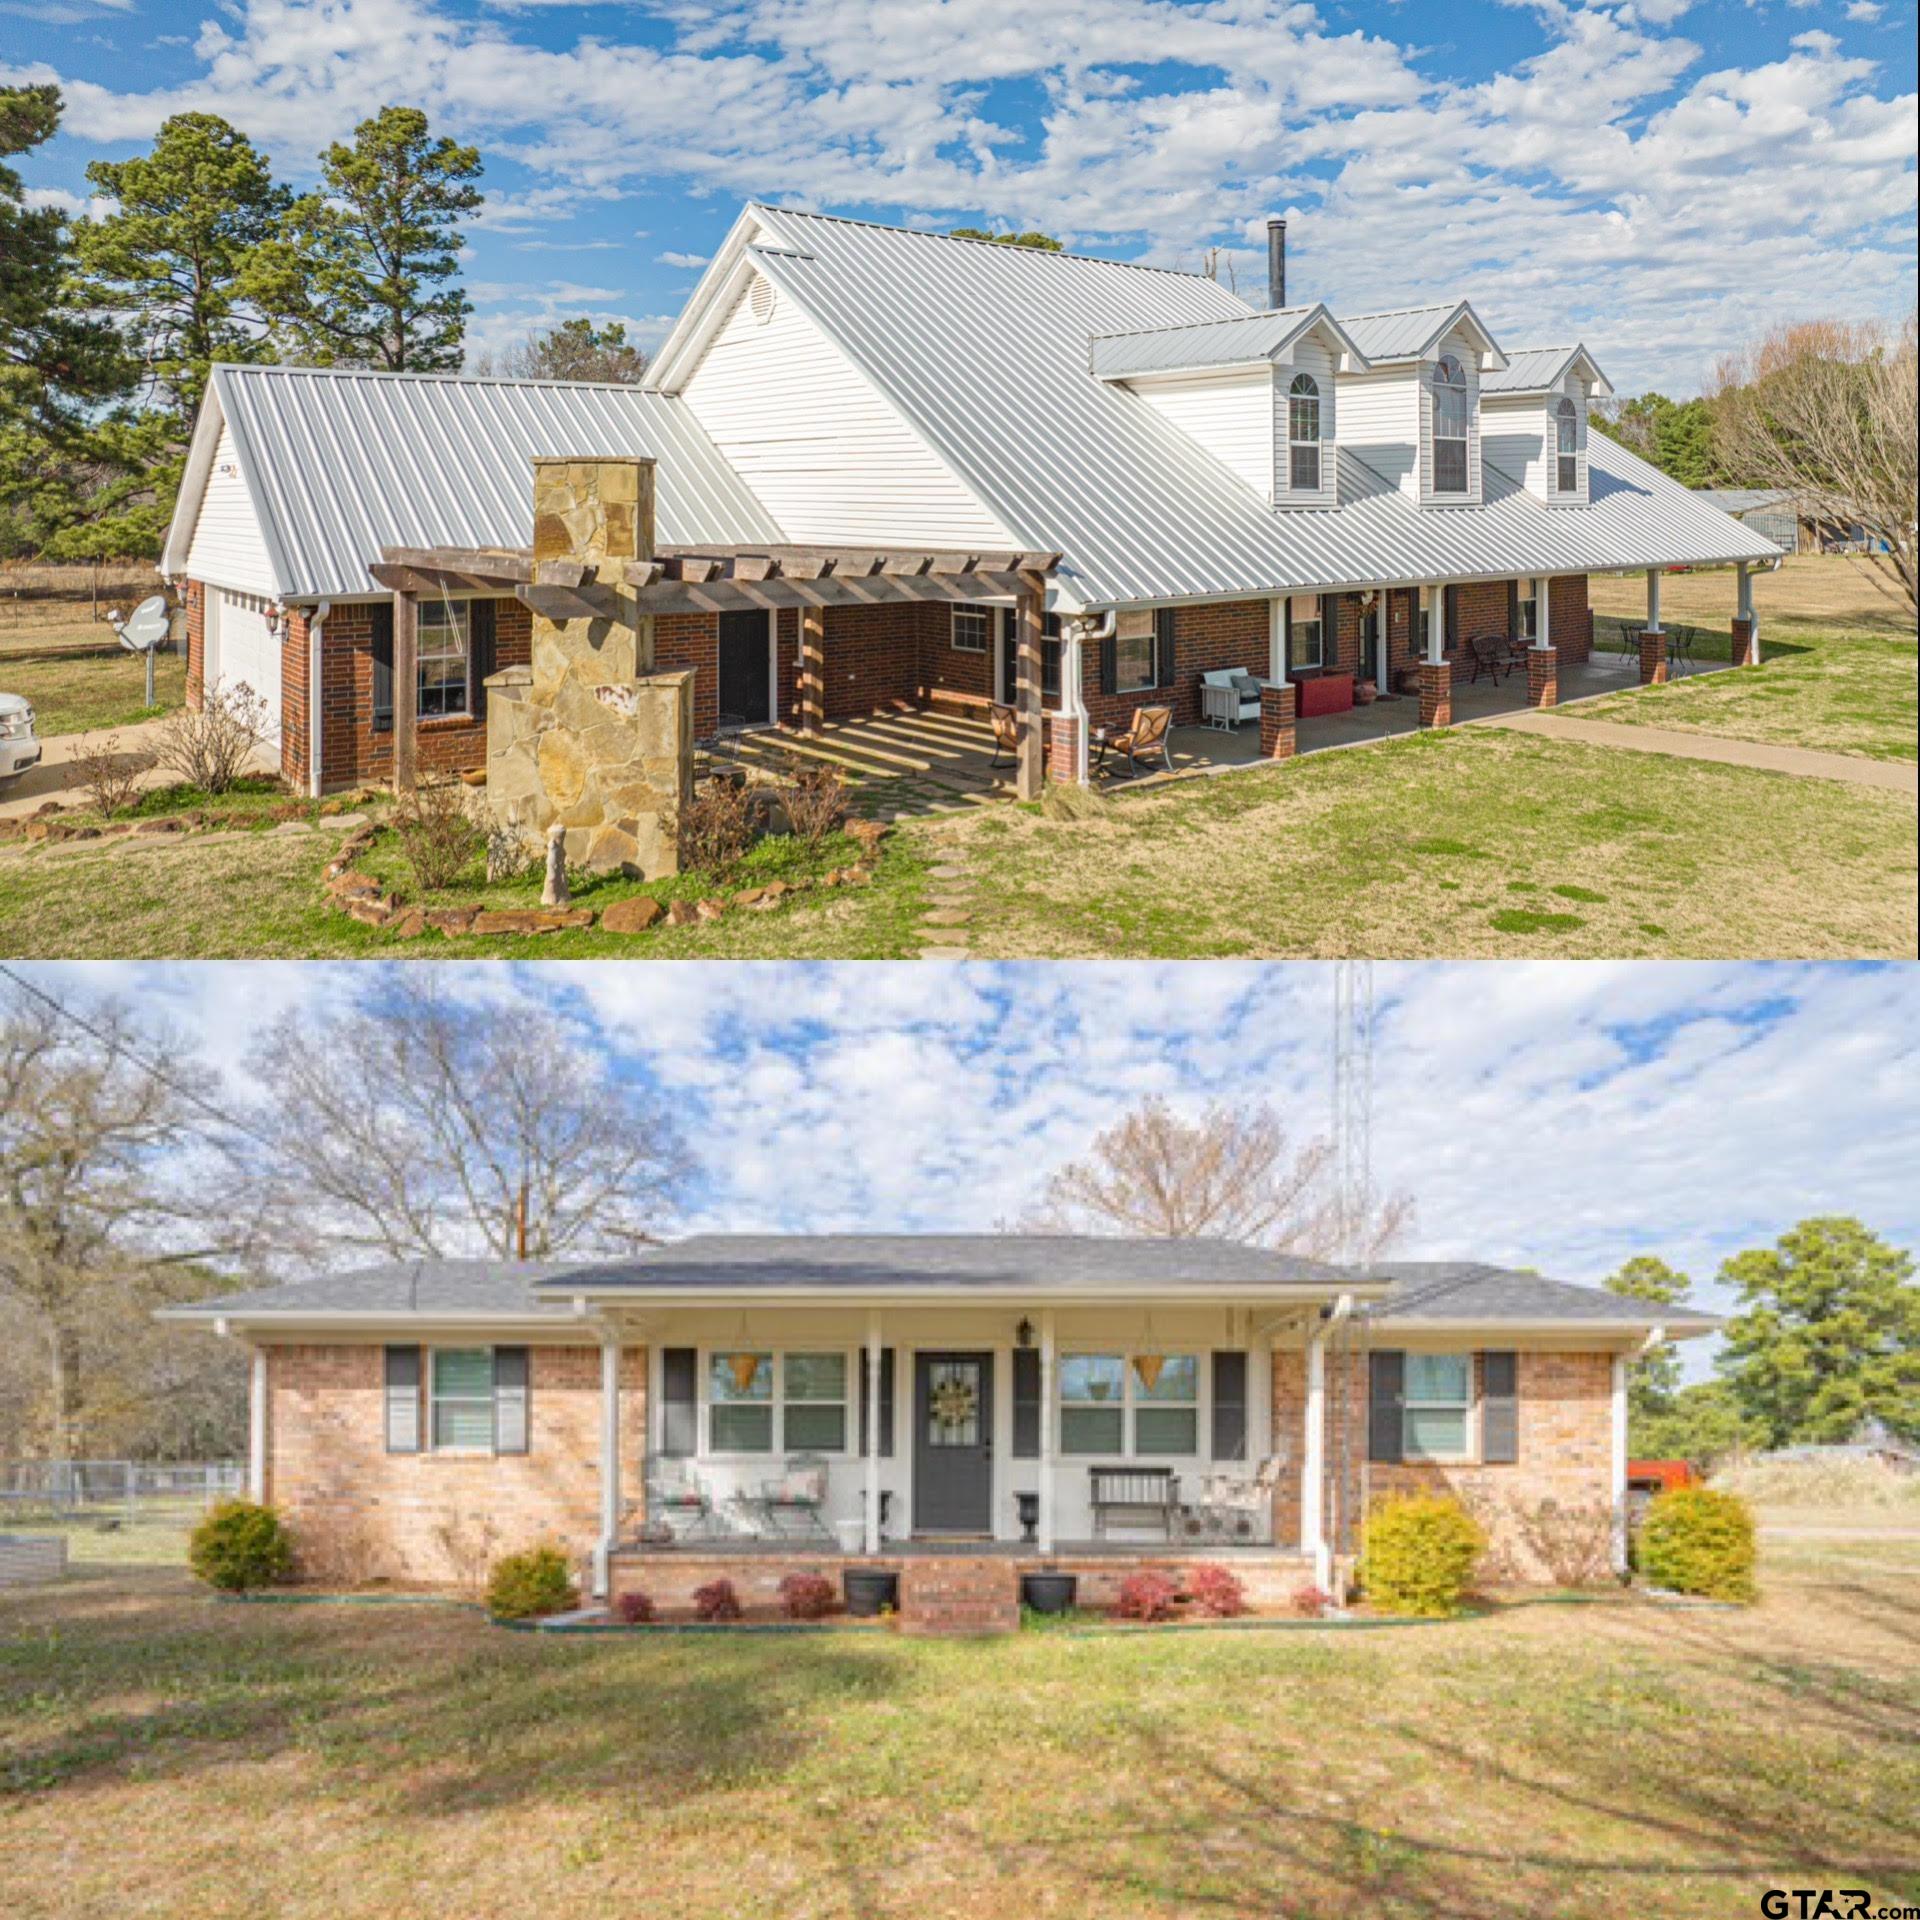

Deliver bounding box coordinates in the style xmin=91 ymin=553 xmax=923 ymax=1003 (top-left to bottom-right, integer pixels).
xmin=594 ymin=1336 xmax=621 ymax=1602
xmin=306 ymin=600 xmax=332 ymax=800
xmin=1062 ymin=610 xmax=1111 ymax=787
xmin=1613 ymin=1325 xmax=1663 ymax=1579
xmin=1308 ymin=1291 xmax=1354 ymax=1594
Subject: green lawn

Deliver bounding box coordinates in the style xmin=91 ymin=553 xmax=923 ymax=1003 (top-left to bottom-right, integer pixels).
xmin=0 ymin=642 xmax=185 ymax=736
xmin=2 ymin=1532 xmax=1914 ymax=1920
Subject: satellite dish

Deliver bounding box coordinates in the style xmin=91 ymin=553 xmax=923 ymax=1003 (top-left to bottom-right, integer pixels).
xmin=113 ymin=595 xmax=171 ymax=654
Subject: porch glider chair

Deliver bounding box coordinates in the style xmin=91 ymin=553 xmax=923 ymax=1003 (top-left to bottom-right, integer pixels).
xmin=1088 ymin=1465 xmax=1181 ymax=1541
xmin=1094 ymin=704 xmax=1173 ymax=778
xmin=1179 ymin=1456 xmax=1286 ymax=1544
xmin=1198 ymin=669 xmax=1262 ymax=729
xmin=745 ymin=1452 xmax=834 ymax=1542
xmin=1465 ymin=632 xmax=1516 ymax=684
xmin=988 ymin=702 xmax=1021 ymax=770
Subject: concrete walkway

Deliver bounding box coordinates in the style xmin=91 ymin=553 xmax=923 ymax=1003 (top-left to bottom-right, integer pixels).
xmin=1484 ymin=709 xmax=1918 ymax=797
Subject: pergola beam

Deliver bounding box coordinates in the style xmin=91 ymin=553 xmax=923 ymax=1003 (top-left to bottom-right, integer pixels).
xmin=622 ymin=568 xmax=1039 ymax=615
xmin=379 ymin=544 xmax=534 ymax=584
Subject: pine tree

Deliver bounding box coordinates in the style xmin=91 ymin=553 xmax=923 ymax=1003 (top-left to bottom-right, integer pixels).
xmin=1604 ymin=1254 xmax=1690 ymax=1426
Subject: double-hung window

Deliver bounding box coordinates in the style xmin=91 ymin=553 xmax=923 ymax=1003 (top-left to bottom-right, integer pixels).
xmin=952 ymin=606 xmax=990 ymax=654
xmin=1114 ymin=619 xmax=1156 ymax=692
xmin=1431 ymin=356 xmax=1471 ymax=493
xmin=418 ymin=600 xmax=471 ymax=718
xmin=1516 ymin=586 xmax=1538 ymax=642
xmin=1402 ymin=1352 xmax=1472 ymax=1460
xmin=1288 ymin=373 xmax=1322 ymax=492
xmin=1554 ymin=397 xmax=1578 ymax=494
xmin=708 ymin=1351 xmax=847 ymax=1454
xmin=431 ymin=1348 xmax=496 ymax=1449
xmin=1288 ymin=602 xmax=1324 ymax=672
xmin=1059 ymin=1352 xmax=1199 ymax=1457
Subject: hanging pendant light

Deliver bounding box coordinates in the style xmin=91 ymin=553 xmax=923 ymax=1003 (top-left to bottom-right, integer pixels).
xmin=1135 ymin=1354 xmax=1166 ymax=1394
xmin=729 ymin=1352 xmax=762 ymax=1395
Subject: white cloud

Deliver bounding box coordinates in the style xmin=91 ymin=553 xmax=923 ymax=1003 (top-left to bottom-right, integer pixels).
xmin=656 ymin=249 xmax=711 ymax=268
xmin=1845 ymin=0 xmax=1885 ymax=17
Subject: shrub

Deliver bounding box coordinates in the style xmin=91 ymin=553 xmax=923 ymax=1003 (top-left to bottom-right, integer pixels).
xmin=485 ymin=1546 xmax=578 ymax=1621
xmin=188 ymin=1499 xmax=293 ymax=1592
xmin=614 ymin=1589 xmax=656 ymax=1626
xmin=678 ymin=776 xmax=757 ymax=876
xmin=1112 ymin=1571 xmax=1180 ymax=1623
xmin=75 ymin=732 xmax=151 ymax=817
xmin=392 ymin=779 xmax=481 ymax=892
xmin=782 ymin=765 xmax=849 ymax=847
xmin=1511 ymin=1496 xmax=1618 ymax=1588
xmin=1290 ymin=1582 xmax=1332 ymax=1619
xmin=157 ymin=680 xmax=269 ymax=794
xmin=777 ymin=1572 xmax=837 ymax=1621
xmin=1185 ymin=1563 xmax=1248 ymax=1618
xmin=1637 ymin=1486 xmax=1757 ymax=1603
xmin=693 ymin=1577 xmax=743 ymax=1622
xmin=1361 ymin=1494 xmax=1486 ymax=1618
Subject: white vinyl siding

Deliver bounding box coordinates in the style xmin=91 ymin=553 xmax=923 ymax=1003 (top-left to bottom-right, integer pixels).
xmin=1418 ymin=327 xmax=1483 ymax=507
xmin=1552 ymin=376 xmax=1589 ymax=505
xmin=1332 ymin=368 xmax=1420 ymax=500
xmin=1482 ymin=377 xmax=1588 ymax=506
xmin=184 ymin=420 xmax=277 ymax=595
xmin=682 ymin=271 xmax=1016 ymax=548
xmin=1130 ymin=368 xmax=1275 ymax=502
xmin=207 ymin=588 xmax=281 ymax=743
xmin=1273 ymin=337 xmax=1337 ymax=509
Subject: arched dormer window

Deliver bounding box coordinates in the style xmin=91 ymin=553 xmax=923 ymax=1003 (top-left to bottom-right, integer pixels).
xmin=1554 ymin=395 xmax=1579 ymax=493
xmin=1288 ymin=372 xmax=1322 ymax=492
xmin=1431 ymin=354 xmax=1471 ymax=492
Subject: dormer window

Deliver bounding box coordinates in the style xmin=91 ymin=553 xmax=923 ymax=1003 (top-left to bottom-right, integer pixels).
xmin=1554 ymin=396 xmax=1578 ymax=493
xmin=1288 ymin=373 xmax=1322 ymax=491
xmin=1432 ymin=355 xmax=1470 ymax=492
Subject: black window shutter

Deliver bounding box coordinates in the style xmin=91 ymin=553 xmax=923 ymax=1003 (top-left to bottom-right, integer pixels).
xmin=1481 ymin=1351 xmax=1519 ymax=1464
xmin=384 ymin=1345 xmax=421 ymax=1454
xmin=1320 ymin=593 xmax=1337 ymax=673
xmin=659 ymin=1347 xmax=697 ymax=1458
xmin=494 ymin=1345 xmax=530 ymax=1455
xmin=370 ymin=600 xmax=395 ymax=734
xmin=1443 ymin=584 xmax=1460 ymax=651
xmin=1098 ymin=633 xmax=1117 ymax=697
xmin=1211 ymin=1351 xmax=1248 ymax=1462
xmin=1368 ymin=1349 xmax=1405 ymax=1464
xmin=1155 ymin=607 xmax=1177 ymax=689
xmin=1012 ymin=1347 xmax=1041 ymax=1459
xmin=1506 ymin=578 xmax=1520 ymax=641
xmin=470 ymin=598 xmax=497 ymax=720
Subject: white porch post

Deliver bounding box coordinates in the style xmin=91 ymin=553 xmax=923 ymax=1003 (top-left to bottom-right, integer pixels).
xmin=594 ymin=1338 xmax=620 ymax=1601
xmin=1610 ymin=1350 xmax=1630 ymax=1579
xmin=248 ymin=1347 xmax=268 ymax=1502
xmin=1533 ymin=576 xmax=1552 ymax=650
xmin=1426 ymin=583 xmax=1446 ymax=664
xmin=1268 ymin=596 xmax=1287 ymax=681
xmin=1645 ymin=567 xmax=1663 ymax=635
xmin=1038 ymin=1310 xmax=1057 ymax=1554
xmin=864 ymin=1310 xmax=883 ymax=1554
xmin=1736 ymin=561 xmax=1759 ymax=665
xmin=1374 ymin=595 xmax=1389 ymax=695
xmin=1300 ymin=1323 xmax=1325 ymax=1561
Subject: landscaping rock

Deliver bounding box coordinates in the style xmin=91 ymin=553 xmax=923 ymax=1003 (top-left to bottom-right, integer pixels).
xmin=345 ymin=897 xmax=395 ymax=927
xmin=391 ymin=909 xmax=428 ymax=939
xmin=696 ymin=897 xmax=727 ymax=922
xmin=601 ymin=896 xmax=664 ymax=935
xmin=843 ymin=865 xmax=874 ymax=887
xmin=134 ymin=816 xmax=186 ymax=835
xmin=665 ymin=899 xmax=698 ymax=927
xmin=424 ymin=907 xmax=479 ymax=935
xmin=327 ymin=871 xmax=383 ymax=899
xmin=270 ymin=820 xmax=315 ymax=836
xmin=846 ymin=819 xmax=889 ymax=856
xmin=470 ymin=907 xmax=595 ymax=937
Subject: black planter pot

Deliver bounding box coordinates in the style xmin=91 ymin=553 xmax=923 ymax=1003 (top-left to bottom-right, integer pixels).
xmin=842 ymin=1567 xmax=899 ymax=1618
xmin=1021 ymin=1571 xmax=1078 ymax=1616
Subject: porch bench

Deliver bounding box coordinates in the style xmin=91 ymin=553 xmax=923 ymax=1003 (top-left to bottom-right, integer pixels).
xmin=1088 ymin=1465 xmax=1181 ymax=1541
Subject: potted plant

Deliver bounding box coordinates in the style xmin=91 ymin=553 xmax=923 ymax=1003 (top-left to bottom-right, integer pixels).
xmin=1020 ymin=1570 xmax=1078 ymax=1615
xmin=841 ymin=1565 xmax=899 ymax=1617
xmin=834 ymin=1518 xmax=865 ymax=1554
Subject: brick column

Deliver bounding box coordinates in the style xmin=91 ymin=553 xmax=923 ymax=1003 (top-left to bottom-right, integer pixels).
xmin=1729 ymin=616 xmax=1756 ymax=668
xmin=1526 ymin=645 xmax=1558 ymax=708
xmin=1259 ymin=680 xmax=1297 ymax=759
xmin=1046 ymin=712 xmax=1082 ymax=784
xmin=1639 ymin=629 xmax=1668 ymax=685
xmin=1418 ymin=658 xmax=1452 ymax=729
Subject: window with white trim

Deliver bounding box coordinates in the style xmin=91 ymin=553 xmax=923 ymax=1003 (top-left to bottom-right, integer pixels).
xmin=418 ymin=600 xmax=471 ymax=719
xmin=1517 ymin=585 xmax=1538 ymax=641
xmin=1554 ymin=397 xmax=1578 ymax=493
xmin=1431 ymin=355 xmax=1471 ymax=493
xmin=1288 ymin=373 xmax=1322 ymax=492
xmin=1059 ymin=1352 xmax=1200 ymax=1457
xmin=1402 ymin=1352 xmax=1472 ymax=1459
xmin=951 ymin=606 xmax=990 ymax=653
xmin=431 ymin=1348 xmax=495 ymax=1449
xmin=708 ymin=1351 xmax=848 ymax=1454
xmin=1288 ymin=603 xmax=1323 ymax=672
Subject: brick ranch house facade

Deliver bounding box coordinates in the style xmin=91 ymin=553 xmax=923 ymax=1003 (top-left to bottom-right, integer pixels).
xmin=161 ymin=206 xmax=1781 ymax=802
xmin=164 ymin=1237 xmax=1714 ymax=1615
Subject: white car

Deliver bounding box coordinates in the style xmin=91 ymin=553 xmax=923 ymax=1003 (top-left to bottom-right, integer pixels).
xmin=0 ymin=692 xmax=42 ymax=783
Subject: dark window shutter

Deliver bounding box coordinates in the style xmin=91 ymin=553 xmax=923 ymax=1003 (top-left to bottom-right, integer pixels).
xmin=1368 ymin=1349 xmax=1405 ymax=1464
xmin=470 ymin=598 xmax=497 ymax=720
xmin=1481 ymin=1351 xmax=1519 ymax=1464
xmin=494 ymin=1345 xmax=529 ymax=1454
xmin=1506 ymin=578 xmax=1520 ymax=641
xmin=370 ymin=601 xmax=395 ymax=734
xmin=1155 ymin=607 xmax=1177 ymax=689
xmin=1320 ymin=593 xmax=1337 ymax=673
xmin=1211 ymin=1351 xmax=1248 ymax=1462
xmin=659 ymin=1347 xmax=697 ymax=1458
xmin=1012 ymin=1347 xmax=1041 ymax=1459
xmin=1098 ymin=633 xmax=1117 ymax=696
xmin=384 ymin=1345 xmax=421 ymax=1454
xmin=1443 ymin=585 xmax=1460 ymax=652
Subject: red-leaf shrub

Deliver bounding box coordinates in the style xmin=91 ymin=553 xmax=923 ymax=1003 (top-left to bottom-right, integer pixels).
xmin=1186 ymin=1563 xmax=1248 ymax=1618
xmin=614 ymin=1589 xmax=655 ymax=1625
xmin=693 ymin=1577 xmax=742 ymax=1622
xmin=1290 ymin=1582 xmax=1332 ymax=1618
xmin=777 ymin=1572 xmax=837 ymax=1621
xmin=1113 ymin=1571 xmax=1180 ymax=1622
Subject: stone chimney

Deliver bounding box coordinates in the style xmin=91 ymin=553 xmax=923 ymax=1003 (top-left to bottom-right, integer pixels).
xmin=486 ymin=455 xmax=694 ymax=876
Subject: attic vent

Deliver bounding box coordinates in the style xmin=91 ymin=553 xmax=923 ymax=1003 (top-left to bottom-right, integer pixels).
xmin=749 ymin=278 xmax=777 ymax=326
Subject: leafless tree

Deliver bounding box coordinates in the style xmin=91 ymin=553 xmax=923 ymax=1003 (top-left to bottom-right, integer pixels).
xmin=1712 ymin=313 xmax=1918 ymax=618
xmin=1020 ymin=1096 xmax=1412 ymax=1261
xmin=238 ymin=979 xmax=694 ymax=1265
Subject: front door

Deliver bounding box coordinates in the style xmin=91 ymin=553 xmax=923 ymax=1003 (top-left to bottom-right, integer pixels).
xmin=913 ymin=1351 xmax=994 ymax=1535
xmin=716 ymin=609 xmax=771 ymax=729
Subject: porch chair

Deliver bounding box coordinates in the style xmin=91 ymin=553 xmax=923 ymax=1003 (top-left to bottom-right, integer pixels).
xmin=751 ymin=1452 xmax=834 ymax=1541
xmin=1616 ymin=622 xmax=1646 ymax=667
xmin=1464 ymin=632 xmax=1515 ymax=685
xmin=1198 ymin=669 xmax=1262 ymax=729
xmin=1665 ymin=623 xmax=1699 ymax=675
xmin=646 ymin=1458 xmax=727 ymax=1543
xmin=987 ymin=702 xmax=1022 ymax=770
xmin=1094 ymin=703 xmax=1173 ymax=778
xmin=1179 ymin=1455 xmax=1287 ymax=1544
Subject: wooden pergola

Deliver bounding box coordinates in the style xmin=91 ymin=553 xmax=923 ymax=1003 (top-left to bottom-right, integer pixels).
xmin=372 ymin=543 xmax=1062 ymax=797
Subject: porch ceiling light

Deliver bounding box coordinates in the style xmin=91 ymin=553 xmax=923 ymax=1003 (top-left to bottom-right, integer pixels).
xmin=727 ymin=1352 xmax=762 ymax=1394
xmin=1016 ymin=1317 xmax=1034 ymax=1350
xmin=1134 ymin=1354 xmax=1167 ymax=1393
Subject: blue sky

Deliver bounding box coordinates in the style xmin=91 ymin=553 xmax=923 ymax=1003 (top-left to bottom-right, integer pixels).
xmin=5 ymin=0 xmax=1915 ymax=393
xmin=24 ymin=959 xmax=1919 ymax=1371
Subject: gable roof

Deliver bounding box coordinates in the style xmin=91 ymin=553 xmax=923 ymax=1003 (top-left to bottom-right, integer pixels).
xmin=1087 ymin=304 xmax=1370 ymax=380
xmin=1481 ymin=345 xmax=1614 ymax=398
xmin=1372 ymin=1263 xmax=1718 ymax=1331
xmin=1339 ymin=300 xmax=1507 ymax=367
xmin=163 ymin=363 xmax=786 ymax=602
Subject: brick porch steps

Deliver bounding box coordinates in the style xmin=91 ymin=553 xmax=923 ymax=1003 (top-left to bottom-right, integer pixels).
xmin=899 ymin=1557 xmax=1022 ymax=1636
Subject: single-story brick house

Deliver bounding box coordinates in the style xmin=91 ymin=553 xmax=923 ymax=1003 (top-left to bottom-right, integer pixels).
xmin=161 ymin=206 xmax=1781 ymax=801
xmin=165 ymin=1236 xmax=1714 ymax=1618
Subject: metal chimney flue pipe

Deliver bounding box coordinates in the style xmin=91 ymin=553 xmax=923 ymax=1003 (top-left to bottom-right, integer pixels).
xmin=1267 ymin=218 xmax=1287 ymax=309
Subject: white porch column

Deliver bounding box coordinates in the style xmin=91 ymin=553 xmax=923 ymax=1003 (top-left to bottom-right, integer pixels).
xmin=1269 ymin=596 xmax=1287 ymax=681
xmin=248 ymin=1347 xmax=268 ymax=1502
xmin=1645 ymin=567 xmax=1663 ymax=635
xmin=1300 ymin=1324 xmax=1325 ymax=1560
xmin=1038 ymin=1309 xmax=1057 ymax=1554
xmin=1426 ymin=583 xmax=1446 ymax=664
xmin=1610 ymin=1351 xmax=1630 ymax=1578
xmin=1374 ymin=594 xmax=1389 ymax=695
xmin=1736 ymin=561 xmax=1759 ymax=665
xmin=594 ymin=1339 xmax=620 ymax=1601
xmin=864 ymin=1310 xmax=883 ymax=1554
xmin=1533 ymin=576 xmax=1552 ymax=650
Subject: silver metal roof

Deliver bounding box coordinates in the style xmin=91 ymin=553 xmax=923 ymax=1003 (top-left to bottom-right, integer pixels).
xmin=1482 ymin=345 xmax=1613 ymax=396
xmin=1693 ymin=488 xmax=1796 ymax=514
xmin=1338 ymin=302 xmax=1482 ymax=363
xmin=745 ymin=209 xmax=1783 ymax=606
xmin=1087 ymin=306 xmax=1344 ymax=379
xmin=177 ymin=363 xmax=786 ymax=601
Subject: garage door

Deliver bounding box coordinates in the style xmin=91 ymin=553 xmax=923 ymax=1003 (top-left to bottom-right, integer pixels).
xmin=211 ymin=589 xmax=281 ymax=744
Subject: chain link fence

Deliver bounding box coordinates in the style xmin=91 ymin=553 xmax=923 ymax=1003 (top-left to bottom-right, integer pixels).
xmin=0 ymin=1459 xmax=243 ymax=1528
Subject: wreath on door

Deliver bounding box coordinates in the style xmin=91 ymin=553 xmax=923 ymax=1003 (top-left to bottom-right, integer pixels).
xmin=931 ymin=1377 xmax=978 ymax=1428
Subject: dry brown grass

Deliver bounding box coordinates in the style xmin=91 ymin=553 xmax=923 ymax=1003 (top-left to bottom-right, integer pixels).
xmin=1587 ymin=552 xmax=1912 ymax=638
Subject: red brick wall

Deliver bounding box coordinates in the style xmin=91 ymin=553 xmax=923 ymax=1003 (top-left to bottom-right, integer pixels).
xmin=1549 ymin=574 xmax=1592 ymax=663
xmin=654 ymin=612 xmax=720 ymax=741
xmin=922 ymin=605 xmax=994 ymax=705
xmin=1080 ymin=598 xmax=1270 ymax=733
xmin=821 ymin=601 xmax=946 ymax=719
xmin=1377 ymin=577 xmax=1592 ymax=687
xmin=183 ymin=579 xmax=205 ymax=710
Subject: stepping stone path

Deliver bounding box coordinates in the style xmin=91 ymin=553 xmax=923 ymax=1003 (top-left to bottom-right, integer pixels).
xmin=916 ymin=854 xmax=980 ymax=960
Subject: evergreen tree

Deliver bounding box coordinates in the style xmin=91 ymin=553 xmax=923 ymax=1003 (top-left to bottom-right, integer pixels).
xmin=1604 ymin=1254 xmax=1690 ymax=1430
xmin=476 ymin=316 xmax=648 ymax=384
xmin=263 ymin=106 xmax=482 ymax=371
xmin=1717 ymin=1218 xmax=1919 ymax=1446
xmin=1632 ymin=1380 xmax=1764 ymax=1466
xmin=950 ymin=227 xmax=1063 ymax=251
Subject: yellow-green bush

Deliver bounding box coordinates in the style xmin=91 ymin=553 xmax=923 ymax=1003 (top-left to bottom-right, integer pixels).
xmin=1360 ymin=1494 xmax=1486 ymax=1617
xmin=485 ymin=1546 xmax=578 ymax=1621
xmin=188 ymin=1499 xmax=293 ymax=1592
xmin=1637 ymin=1485 xmax=1756 ymax=1603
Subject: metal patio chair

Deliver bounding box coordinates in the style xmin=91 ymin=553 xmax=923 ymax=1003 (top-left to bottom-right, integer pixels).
xmin=750 ymin=1452 xmax=834 ymax=1541
xmin=987 ymin=702 xmax=1021 ymax=770
xmin=646 ymin=1459 xmax=727 ymax=1543
xmin=1179 ymin=1456 xmax=1287 ymax=1544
